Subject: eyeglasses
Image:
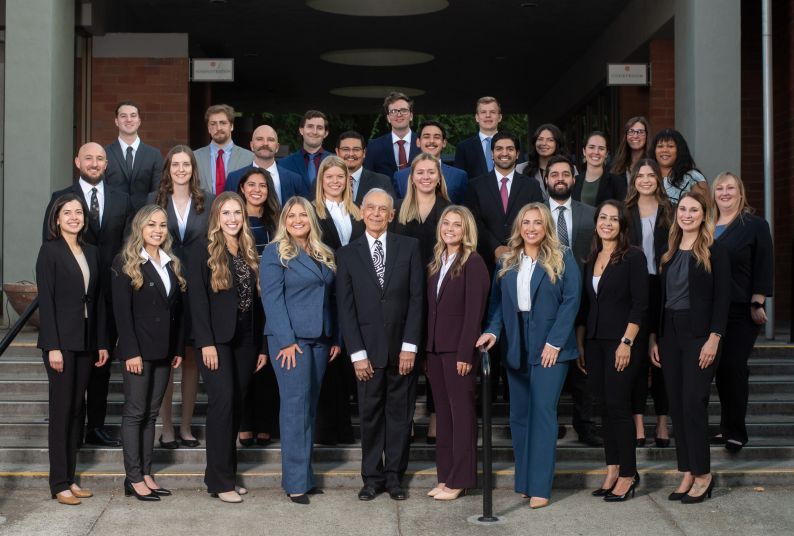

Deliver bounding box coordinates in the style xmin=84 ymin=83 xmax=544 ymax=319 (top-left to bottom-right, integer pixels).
xmin=338 ymin=147 xmax=364 ymax=154
xmin=627 ymin=128 xmax=647 ymax=136
xmin=388 ymin=108 xmax=411 ymax=117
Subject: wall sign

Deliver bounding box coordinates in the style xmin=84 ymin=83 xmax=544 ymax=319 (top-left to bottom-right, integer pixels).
xmin=191 ymin=59 xmax=235 ymax=82
xmin=607 ymin=63 xmax=649 ymax=86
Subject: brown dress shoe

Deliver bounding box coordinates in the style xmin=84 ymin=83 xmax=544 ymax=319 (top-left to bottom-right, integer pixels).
xmin=70 ymin=485 xmax=93 ymax=498
xmin=53 ymin=492 xmax=81 ymax=505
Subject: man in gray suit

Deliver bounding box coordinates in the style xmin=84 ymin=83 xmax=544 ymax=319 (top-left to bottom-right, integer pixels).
xmin=104 ymin=101 xmax=164 ymax=210
xmin=544 ymin=154 xmax=602 ymax=447
xmin=193 ymin=104 xmax=254 ymax=195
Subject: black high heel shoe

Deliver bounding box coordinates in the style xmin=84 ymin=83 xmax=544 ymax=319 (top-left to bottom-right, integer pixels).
xmin=238 ymin=435 xmax=255 ymax=447
xmin=668 ymin=484 xmax=693 ymax=501
xmin=287 ymin=492 xmax=310 ymax=504
xmin=681 ymin=477 xmax=714 ymax=504
xmin=604 ymin=473 xmax=640 ymax=502
xmin=635 ymin=437 xmax=647 ymax=447
xmin=124 ymin=479 xmax=160 ymax=501
xmin=655 ymin=437 xmax=670 ymax=448
xmin=158 ymin=435 xmax=179 ymax=450
xmin=591 ymin=479 xmax=617 ymax=497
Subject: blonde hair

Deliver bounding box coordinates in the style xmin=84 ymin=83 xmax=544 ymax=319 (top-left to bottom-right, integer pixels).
xmin=660 ymin=190 xmax=715 ymax=273
xmin=272 ymin=196 xmax=336 ymax=271
xmin=398 ymin=153 xmax=450 ymax=225
xmin=428 ymin=206 xmax=478 ymax=279
xmin=712 ymin=171 xmax=754 ymax=222
xmin=313 ymin=156 xmax=360 ymax=220
xmin=497 ymin=203 xmax=565 ymax=283
xmin=206 ymin=192 xmax=260 ymax=293
xmin=120 ymin=205 xmax=186 ymax=291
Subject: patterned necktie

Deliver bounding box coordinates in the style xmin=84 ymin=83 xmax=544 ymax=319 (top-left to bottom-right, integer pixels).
xmin=557 ymin=206 xmax=570 ymax=246
xmin=372 ymin=239 xmax=385 ymax=287
xmin=397 ymin=140 xmax=408 ymax=169
xmin=484 ymin=137 xmax=494 ymax=171
xmin=499 ymin=176 xmax=509 ymax=213
xmin=125 ymin=146 xmax=134 ymax=175
xmin=307 ymin=153 xmax=318 ymax=183
xmin=215 ymin=148 xmax=226 ymax=195
xmin=89 ymin=187 xmax=100 ymax=228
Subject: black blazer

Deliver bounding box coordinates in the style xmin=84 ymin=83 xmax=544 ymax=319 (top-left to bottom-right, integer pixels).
xmin=355 ymin=169 xmax=396 ymax=206
xmin=111 ymin=255 xmax=185 ymax=361
xmin=316 ymin=210 xmax=365 ymax=251
xmin=626 ymin=204 xmax=669 ymax=272
xmin=453 ymin=134 xmax=489 ymax=180
xmin=466 ymin=171 xmax=544 ymax=272
xmin=105 ymin=141 xmax=164 ymax=211
xmin=716 ymin=213 xmax=774 ymax=303
xmin=656 ymin=242 xmax=731 ymax=337
xmin=187 ymin=246 xmax=267 ymax=354
xmin=572 ymin=171 xmax=628 ymax=206
xmin=336 ymin=232 xmax=424 ymax=368
xmin=145 ymin=191 xmax=215 ymax=264
xmin=391 ymin=197 xmax=451 ymax=267
xmin=579 ymin=247 xmax=648 ymax=340
xmin=36 ymin=237 xmax=107 ymax=352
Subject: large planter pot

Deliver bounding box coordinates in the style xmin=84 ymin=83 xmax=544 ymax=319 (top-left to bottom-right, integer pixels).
xmin=3 ymin=281 xmax=39 ymax=328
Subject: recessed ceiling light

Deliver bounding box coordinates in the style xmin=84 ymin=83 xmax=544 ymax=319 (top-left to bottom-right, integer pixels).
xmin=330 ymin=86 xmax=425 ymax=99
xmin=307 ymin=0 xmax=448 ymax=17
xmin=321 ymin=49 xmax=433 ymax=67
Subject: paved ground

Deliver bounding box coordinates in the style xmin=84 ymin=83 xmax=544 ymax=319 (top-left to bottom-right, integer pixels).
xmin=0 ymin=486 xmax=791 ymax=536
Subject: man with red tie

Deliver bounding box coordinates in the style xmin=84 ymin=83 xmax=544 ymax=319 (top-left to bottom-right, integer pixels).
xmin=362 ymin=92 xmax=421 ymax=179
xmin=194 ymin=104 xmax=254 ymax=195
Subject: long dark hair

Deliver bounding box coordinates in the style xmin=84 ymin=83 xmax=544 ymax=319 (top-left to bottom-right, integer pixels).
xmin=155 ymin=145 xmax=207 ymax=214
xmin=526 ymin=123 xmax=566 ymax=177
xmin=587 ymin=200 xmax=632 ymax=265
xmin=624 ymin=158 xmax=673 ymax=228
xmin=236 ymin=167 xmax=280 ymax=234
xmin=47 ymin=193 xmax=87 ymax=243
xmin=649 ymin=128 xmax=700 ymax=189
xmin=611 ymin=116 xmax=650 ymax=175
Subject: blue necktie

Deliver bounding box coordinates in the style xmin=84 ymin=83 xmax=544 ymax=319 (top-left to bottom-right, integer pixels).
xmin=483 ymin=137 xmax=494 ymax=171
xmin=307 ymin=153 xmax=317 ymax=183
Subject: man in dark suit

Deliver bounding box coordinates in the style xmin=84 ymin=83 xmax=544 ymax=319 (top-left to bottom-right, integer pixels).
xmin=392 ymin=120 xmax=468 ymax=204
xmin=225 ymin=124 xmax=307 ymax=204
xmin=362 ymin=92 xmax=421 ymax=178
xmin=544 ymin=155 xmax=602 ymax=447
xmin=277 ymin=110 xmax=334 ymax=194
xmin=42 ymin=142 xmax=135 ymax=447
xmin=453 ymin=96 xmax=502 ymax=180
xmin=336 ymin=188 xmax=424 ymax=501
xmin=103 ymin=101 xmax=164 ymax=211
xmin=335 ymin=130 xmax=395 ymax=205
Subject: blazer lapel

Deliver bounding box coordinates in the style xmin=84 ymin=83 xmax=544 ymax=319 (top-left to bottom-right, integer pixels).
xmin=596 ymin=260 xmax=615 ymax=299
xmin=505 ymin=174 xmax=526 ymax=215
xmin=529 ymin=263 xmax=545 ymax=308
xmin=142 ymin=260 xmax=169 ymax=302
xmin=485 ymin=172 xmax=504 ymax=214
xmin=571 ymin=203 xmax=585 ymax=249
xmin=504 ymin=269 xmax=519 ymax=311
xmin=356 ymin=236 xmax=383 ymax=290
xmin=382 ymin=233 xmax=398 ymax=291
xmin=295 ymin=250 xmax=323 ymax=281
xmin=111 ymin=142 xmax=131 ymax=181
xmin=629 ymin=205 xmax=643 ymax=245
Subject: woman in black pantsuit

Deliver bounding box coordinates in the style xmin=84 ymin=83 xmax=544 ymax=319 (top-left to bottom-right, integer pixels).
xmin=578 ymin=200 xmax=648 ymax=501
xmin=112 ymin=205 xmax=186 ymax=501
xmin=36 ymin=194 xmax=109 ymax=505
xmin=189 ymin=192 xmax=268 ymax=503
xmin=651 ymin=190 xmax=730 ymax=503
xmin=711 ymin=172 xmax=773 ymax=452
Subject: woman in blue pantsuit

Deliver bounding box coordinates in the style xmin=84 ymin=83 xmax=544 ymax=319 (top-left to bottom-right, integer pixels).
xmin=260 ymin=196 xmax=340 ymax=505
xmin=477 ymin=202 xmax=581 ymax=509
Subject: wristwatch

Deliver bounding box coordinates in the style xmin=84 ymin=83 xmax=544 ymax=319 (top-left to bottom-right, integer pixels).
xmin=751 ymin=301 xmax=765 ymax=310
xmin=621 ymin=337 xmax=633 ymax=347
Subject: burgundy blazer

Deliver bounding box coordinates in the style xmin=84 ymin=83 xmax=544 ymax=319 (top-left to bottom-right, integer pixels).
xmin=425 ymin=252 xmax=490 ymax=363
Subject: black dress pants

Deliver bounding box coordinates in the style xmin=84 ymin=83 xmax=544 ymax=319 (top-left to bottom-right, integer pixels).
xmin=240 ymin=360 xmax=280 ymax=439
xmin=586 ymin=338 xmax=640 ymax=477
xmin=564 ymin=362 xmax=597 ymax=437
xmin=44 ymin=349 xmax=93 ymax=495
xmin=660 ymin=309 xmax=718 ymax=475
xmin=197 ymin=313 xmax=257 ymax=493
xmin=631 ymin=275 xmax=669 ymax=417
xmin=121 ymin=359 xmax=171 ymax=482
xmin=86 ymin=314 xmax=116 ymax=431
xmin=315 ymin=352 xmax=354 ymax=444
xmin=716 ymin=303 xmax=760 ymax=445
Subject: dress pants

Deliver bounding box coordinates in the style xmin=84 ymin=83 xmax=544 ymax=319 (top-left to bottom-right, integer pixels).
xmin=631 ymin=275 xmax=669 ymax=417
xmin=240 ymin=360 xmax=280 ymax=439
xmin=86 ymin=313 xmax=116 ymax=431
xmin=562 ymin=362 xmax=597 ymax=437
xmin=357 ymin=361 xmax=419 ymax=489
xmin=315 ymin=350 xmax=354 ymax=444
xmin=197 ymin=312 xmax=257 ymax=493
xmin=121 ymin=359 xmax=171 ymax=482
xmin=269 ymin=337 xmax=329 ymax=494
xmin=586 ymin=338 xmax=639 ymax=477
xmin=426 ymin=351 xmax=477 ymax=488
xmin=716 ymin=303 xmax=760 ymax=445
xmin=44 ymin=349 xmax=93 ymax=495
xmin=660 ymin=310 xmax=718 ymax=475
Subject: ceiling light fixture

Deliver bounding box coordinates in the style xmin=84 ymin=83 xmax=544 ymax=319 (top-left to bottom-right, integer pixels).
xmin=307 ymin=0 xmax=448 ymax=17
xmin=321 ymin=49 xmax=434 ymax=67
xmin=330 ymin=86 xmax=425 ymax=99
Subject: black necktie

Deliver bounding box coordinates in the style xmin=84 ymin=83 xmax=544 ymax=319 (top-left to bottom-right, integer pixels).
xmin=125 ymin=146 xmax=134 ymax=175
xmin=90 ymin=187 xmax=100 ymax=229
xmin=557 ymin=206 xmax=569 ymax=247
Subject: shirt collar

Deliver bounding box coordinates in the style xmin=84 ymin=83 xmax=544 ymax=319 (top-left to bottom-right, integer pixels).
xmin=78 ymin=178 xmax=104 ymax=195
xmin=140 ymin=247 xmax=172 ymax=266
xmin=211 ymin=141 xmax=233 ymax=153
xmin=350 ymin=167 xmax=363 ymax=181
xmin=365 ymin=230 xmax=387 ymax=248
xmin=118 ymin=137 xmax=141 ymax=152
xmin=301 ymin=147 xmax=323 ymax=158
xmin=265 ymin=161 xmax=278 ymax=174
xmin=496 ymin=170 xmax=515 ymax=181
xmin=479 ymin=131 xmax=496 ymax=143
xmin=325 ymin=199 xmax=344 ymax=210
xmin=520 ymin=251 xmax=537 ymax=264
xmin=549 ymin=197 xmax=572 ymax=211
xmin=391 ymin=131 xmax=412 ymax=144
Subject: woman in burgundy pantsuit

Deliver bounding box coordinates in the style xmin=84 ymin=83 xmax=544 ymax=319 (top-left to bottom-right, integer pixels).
xmin=425 ymin=205 xmax=490 ymax=500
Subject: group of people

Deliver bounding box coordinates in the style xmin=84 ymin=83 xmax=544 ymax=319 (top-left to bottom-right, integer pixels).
xmin=36 ymin=93 xmax=773 ymax=510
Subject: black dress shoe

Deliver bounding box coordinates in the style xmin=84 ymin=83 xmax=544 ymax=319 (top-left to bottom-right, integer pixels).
xmin=635 ymin=437 xmax=647 ymax=447
xmin=709 ymin=434 xmax=726 ymax=445
xmin=179 ymin=436 xmax=201 ymax=448
xmin=655 ymin=437 xmax=671 ymax=448
xmin=255 ymin=437 xmax=272 ymax=446
xmin=358 ymin=485 xmax=382 ymax=501
xmin=578 ymin=433 xmax=604 ymax=447
xmin=149 ymin=487 xmax=172 ymax=496
xmin=238 ymin=436 xmax=255 ymax=447
xmin=287 ymin=493 xmax=310 ymax=504
xmin=85 ymin=428 xmax=121 ymax=447
xmin=557 ymin=425 xmax=567 ymax=440
xmin=724 ymin=439 xmax=744 ymax=453
xmin=158 ymin=435 xmax=179 ymax=450
xmin=124 ymin=479 xmax=160 ymax=501
xmin=387 ymin=486 xmax=407 ymax=500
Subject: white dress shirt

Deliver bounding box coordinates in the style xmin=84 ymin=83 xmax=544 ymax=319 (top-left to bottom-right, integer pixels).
xmin=118 ymin=136 xmax=141 ymax=167
xmin=516 ymin=253 xmax=538 ymax=311
xmin=263 ymin=161 xmax=283 ymax=205
xmin=436 ymin=252 xmax=457 ymax=296
xmin=391 ymin=131 xmax=413 ymax=166
xmin=325 ymin=199 xmax=353 ymax=246
xmin=495 ymin=170 xmax=515 ymax=196
xmin=549 ymin=197 xmax=573 ymax=244
xmin=350 ymin=167 xmax=364 ymax=201
xmin=350 ymin=230 xmax=418 ymax=362
xmin=140 ymin=248 xmax=173 ymax=296
xmin=78 ymin=178 xmax=104 ymax=225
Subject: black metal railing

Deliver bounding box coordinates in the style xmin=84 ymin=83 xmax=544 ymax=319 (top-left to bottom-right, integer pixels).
xmin=0 ymin=297 xmax=38 ymax=356
xmin=478 ymin=347 xmax=499 ymax=523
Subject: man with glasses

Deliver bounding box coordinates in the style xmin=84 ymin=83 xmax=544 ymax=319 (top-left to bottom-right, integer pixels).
xmin=363 ymin=92 xmax=421 ymax=178
xmin=335 ymin=131 xmax=395 ymax=206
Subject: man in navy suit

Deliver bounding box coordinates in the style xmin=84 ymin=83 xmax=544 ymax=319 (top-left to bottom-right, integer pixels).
xmin=453 ymin=96 xmax=503 ymax=180
xmin=362 ymin=92 xmax=421 ymax=178
xmin=104 ymin=101 xmax=164 ymax=210
xmin=225 ymin=125 xmax=307 ymax=205
xmin=392 ymin=121 xmax=468 ymax=204
xmin=335 ymin=130 xmax=395 ymax=205
xmin=277 ymin=110 xmax=334 ymax=194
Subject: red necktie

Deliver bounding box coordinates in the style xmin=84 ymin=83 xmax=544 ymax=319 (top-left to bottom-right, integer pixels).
xmin=397 ymin=140 xmax=408 ymax=169
xmin=215 ymin=148 xmax=226 ymax=194
xmin=500 ymin=176 xmax=509 ymax=213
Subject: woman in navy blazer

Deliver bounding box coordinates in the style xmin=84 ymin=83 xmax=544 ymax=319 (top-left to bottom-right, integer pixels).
xmin=261 ymin=196 xmax=340 ymax=504
xmin=112 ymin=205 xmax=186 ymax=501
xmin=37 ymin=194 xmax=109 ymax=505
xmin=425 ymin=206 xmax=490 ymax=500
xmin=476 ymin=202 xmax=581 ymax=508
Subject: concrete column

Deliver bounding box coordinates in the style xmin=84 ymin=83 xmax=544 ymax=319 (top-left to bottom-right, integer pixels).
xmin=3 ymin=0 xmax=74 ymax=292
xmin=675 ymin=0 xmax=741 ymax=180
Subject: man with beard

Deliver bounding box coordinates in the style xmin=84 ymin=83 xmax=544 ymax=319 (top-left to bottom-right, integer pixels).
xmin=543 ymin=155 xmax=602 ymax=447
xmin=335 ymin=130 xmax=394 ymax=206
xmin=224 ymin=124 xmax=307 ymax=204
xmin=42 ymin=142 xmax=135 ymax=447
xmin=278 ymin=110 xmax=334 ymax=193
xmin=194 ymin=104 xmax=254 ymax=195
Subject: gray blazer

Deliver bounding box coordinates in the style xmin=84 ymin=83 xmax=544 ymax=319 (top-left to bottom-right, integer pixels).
xmin=193 ymin=144 xmax=254 ymax=194
xmin=546 ymin=198 xmax=595 ymax=274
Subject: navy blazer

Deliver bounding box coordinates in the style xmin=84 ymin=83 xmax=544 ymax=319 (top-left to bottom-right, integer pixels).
xmin=484 ymin=249 xmax=581 ymax=368
xmin=453 ymin=134 xmax=490 ymax=179
xmin=224 ymin=163 xmax=308 ymax=204
xmin=260 ymin=244 xmax=336 ymax=352
xmin=278 ymin=149 xmax=334 ymax=194
xmin=392 ymin=163 xmax=468 ymax=205
xmin=105 ymin=140 xmax=164 ymax=211
xmin=362 ymin=132 xmax=421 ymax=178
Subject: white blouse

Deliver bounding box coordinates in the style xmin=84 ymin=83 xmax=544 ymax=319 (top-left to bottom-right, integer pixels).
xmin=516 ymin=253 xmax=538 ymax=312
xmin=325 ymin=199 xmax=352 ymax=246
xmin=436 ymin=252 xmax=457 ymax=296
xmin=140 ymin=248 xmax=173 ymax=295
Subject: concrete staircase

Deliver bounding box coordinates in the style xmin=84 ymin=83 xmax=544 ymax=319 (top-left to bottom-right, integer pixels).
xmin=1 ymin=329 xmax=793 ymax=491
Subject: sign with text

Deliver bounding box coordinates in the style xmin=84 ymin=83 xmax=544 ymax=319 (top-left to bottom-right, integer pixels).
xmin=606 ymin=63 xmax=649 ymax=86
xmin=191 ymin=59 xmax=234 ymax=82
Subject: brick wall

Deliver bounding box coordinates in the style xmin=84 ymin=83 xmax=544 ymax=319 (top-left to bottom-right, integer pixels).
xmin=618 ymin=86 xmax=649 ymax=132
xmin=648 ymin=39 xmax=675 ymax=131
